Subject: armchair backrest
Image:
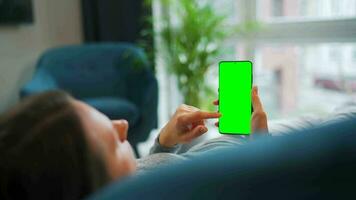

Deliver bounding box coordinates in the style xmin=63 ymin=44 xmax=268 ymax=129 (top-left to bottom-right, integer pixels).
xmin=36 ymin=43 xmax=150 ymax=99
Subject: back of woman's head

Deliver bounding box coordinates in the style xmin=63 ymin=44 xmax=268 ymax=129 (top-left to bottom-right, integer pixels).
xmin=0 ymin=91 xmax=108 ymax=200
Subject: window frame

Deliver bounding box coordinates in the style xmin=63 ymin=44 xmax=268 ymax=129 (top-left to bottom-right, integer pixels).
xmin=237 ymin=0 xmax=356 ymax=117
xmin=239 ymin=0 xmax=356 ymax=51
xmin=153 ymin=0 xmax=356 ymax=125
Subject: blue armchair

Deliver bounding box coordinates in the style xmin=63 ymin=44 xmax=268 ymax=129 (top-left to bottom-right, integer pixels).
xmin=20 ymin=43 xmax=158 ymax=154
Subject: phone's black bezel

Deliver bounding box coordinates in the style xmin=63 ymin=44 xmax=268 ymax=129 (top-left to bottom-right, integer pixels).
xmin=218 ymin=60 xmax=253 ymax=135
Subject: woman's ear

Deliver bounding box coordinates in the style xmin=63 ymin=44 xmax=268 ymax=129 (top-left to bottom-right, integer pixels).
xmin=112 ymin=120 xmax=129 ymax=142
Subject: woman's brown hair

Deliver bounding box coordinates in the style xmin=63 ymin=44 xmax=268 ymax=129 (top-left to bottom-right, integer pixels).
xmin=0 ymin=91 xmax=109 ymax=200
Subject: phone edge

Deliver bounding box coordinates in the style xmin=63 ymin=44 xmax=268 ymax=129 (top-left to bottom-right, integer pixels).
xmin=218 ymin=60 xmax=253 ymax=135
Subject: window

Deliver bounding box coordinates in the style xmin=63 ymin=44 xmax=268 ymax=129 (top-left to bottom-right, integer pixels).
xmin=258 ymin=0 xmax=356 ymax=21
xmin=154 ymin=0 xmax=356 ymax=123
xmin=352 ymin=47 xmax=356 ymax=62
xmin=255 ymin=43 xmax=356 ymax=118
xmin=272 ymin=0 xmax=284 ymax=17
xmin=249 ymin=0 xmax=356 ymax=119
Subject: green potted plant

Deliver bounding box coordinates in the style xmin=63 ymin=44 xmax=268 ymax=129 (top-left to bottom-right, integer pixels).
xmin=159 ymin=0 xmax=228 ymax=107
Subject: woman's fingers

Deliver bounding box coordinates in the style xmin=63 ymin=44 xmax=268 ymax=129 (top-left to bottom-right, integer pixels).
xmin=178 ymin=111 xmax=221 ymax=125
xmin=192 ymin=120 xmax=205 ymax=129
xmin=213 ymin=100 xmax=220 ymax=128
xmin=252 ymin=86 xmax=264 ymax=112
xmin=181 ymin=125 xmax=208 ymax=142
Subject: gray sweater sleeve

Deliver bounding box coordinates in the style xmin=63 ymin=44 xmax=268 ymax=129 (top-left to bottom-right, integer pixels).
xmin=149 ymin=135 xmax=181 ymax=155
xmin=136 ymin=135 xmax=185 ymax=174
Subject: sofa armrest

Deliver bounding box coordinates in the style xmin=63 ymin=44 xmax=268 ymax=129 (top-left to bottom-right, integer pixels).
xmin=126 ymin=70 xmax=158 ymax=143
xmin=132 ymin=71 xmax=158 ymax=127
xmin=20 ymin=70 xmax=58 ymax=98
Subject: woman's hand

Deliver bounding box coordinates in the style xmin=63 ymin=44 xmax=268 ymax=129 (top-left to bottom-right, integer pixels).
xmin=159 ymin=104 xmax=221 ymax=148
xmin=250 ymin=86 xmax=268 ymax=134
xmin=213 ymin=86 xmax=268 ymax=134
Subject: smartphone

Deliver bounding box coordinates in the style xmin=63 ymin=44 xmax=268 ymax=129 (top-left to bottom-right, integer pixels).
xmin=219 ymin=61 xmax=252 ymax=135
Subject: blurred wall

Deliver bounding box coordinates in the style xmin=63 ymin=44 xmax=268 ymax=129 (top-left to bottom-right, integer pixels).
xmin=0 ymin=0 xmax=83 ymax=113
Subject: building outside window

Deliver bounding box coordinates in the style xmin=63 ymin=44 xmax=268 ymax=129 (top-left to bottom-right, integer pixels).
xmin=154 ymin=0 xmax=356 ymax=123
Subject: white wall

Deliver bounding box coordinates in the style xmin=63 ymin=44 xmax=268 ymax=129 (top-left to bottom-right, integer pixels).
xmin=0 ymin=0 xmax=83 ymax=112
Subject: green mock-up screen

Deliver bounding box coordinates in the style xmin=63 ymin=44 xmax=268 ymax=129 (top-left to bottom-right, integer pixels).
xmin=219 ymin=61 xmax=252 ymax=135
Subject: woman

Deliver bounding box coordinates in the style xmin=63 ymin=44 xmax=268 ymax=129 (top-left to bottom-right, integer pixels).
xmin=0 ymin=86 xmax=267 ymax=200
